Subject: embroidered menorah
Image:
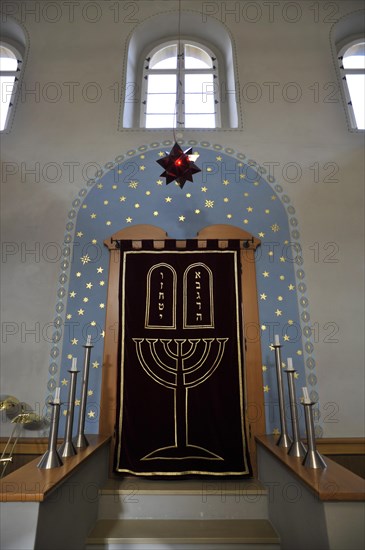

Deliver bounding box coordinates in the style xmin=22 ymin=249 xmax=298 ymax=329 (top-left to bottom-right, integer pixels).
xmin=133 ymin=337 xmax=228 ymax=460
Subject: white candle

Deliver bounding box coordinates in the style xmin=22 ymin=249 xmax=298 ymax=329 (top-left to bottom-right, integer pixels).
xmin=71 ymin=357 xmax=78 ymax=371
xmin=274 ymin=334 xmax=280 ymax=346
xmin=287 ymin=357 xmax=295 ymax=371
xmin=302 ymin=386 xmax=311 ymax=404
xmin=86 ymin=334 xmax=92 ymax=346
xmin=54 ymin=387 xmax=61 ymax=404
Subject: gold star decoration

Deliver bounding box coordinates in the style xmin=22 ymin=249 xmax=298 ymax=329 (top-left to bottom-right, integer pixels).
xmin=61 ymin=378 xmax=68 ymax=386
xmin=97 ymin=267 xmax=103 ymax=273
xmin=71 ymin=338 xmax=78 ymax=345
xmin=92 ymin=361 xmax=99 ymax=369
xmin=80 ymin=254 xmax=91 ymax=265
xmin=264 ymin=385 xmax=270 ymax=392
xmin=205 ymin=200 xmax=214 ymax=208
xmin=260 ymin=293 xmax=267 ymax=300
xmin=88 ymin=410 xmax=96 ymax=418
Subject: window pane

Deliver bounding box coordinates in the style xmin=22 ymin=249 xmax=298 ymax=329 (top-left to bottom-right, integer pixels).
xmin=0 ymin=75 xmax=15 ymax=130
xmin=346 ymin=74 xmax=365 ymax=129
xmin=343 ymin=42 xmax=365 ymax=69
xmin=185 ymin=114 xmax=216 ymax=128
xmin=150 ymin=45 xmax=177 ymax=69
xmin=0 ymin=46 xmax=18 ymax=71
xmin=185 ymin=74 xmax=214 ymax=94
xmin=145 ymin=114 xmax=176 ymax=128
xmin=146 ymin=94 xmax=177 ymax=114
xmin=147 ymin=74 xmax=176 ymax=94
xmin=184 ymin=44 xmax=213 ymax=69
xmin=185 ymin=93 xmax=215 ymax=114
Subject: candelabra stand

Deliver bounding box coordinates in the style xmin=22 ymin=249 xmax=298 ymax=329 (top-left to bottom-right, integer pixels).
xmin=286 ymin=370 xmax=307 ymax=458
xmin=58 ymin=367 xmax=79 ymax=458
xmin=302 ymin=402 xmax=327 ymax=469
xmin=74 ymin=341 xmax=93 ymax=448
xmin=37 ymin=402 xmax=63 ymax=469
xmin=273 ymin=343 xmax=292 ymax=448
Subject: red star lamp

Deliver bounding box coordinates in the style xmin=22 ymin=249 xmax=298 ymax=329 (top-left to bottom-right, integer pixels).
xmin=157 ymin=141 xmax=201 ymax=189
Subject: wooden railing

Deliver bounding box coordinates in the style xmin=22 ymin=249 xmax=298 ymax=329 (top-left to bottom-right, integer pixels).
xmin=0 ymin=434 xmax=111 ymax=502
xmin=256 ymin=435 xmax=365 ymax=502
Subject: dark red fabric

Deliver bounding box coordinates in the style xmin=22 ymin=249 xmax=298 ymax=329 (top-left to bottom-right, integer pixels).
xmin=114 ymin=246 xmax=252 ymax=477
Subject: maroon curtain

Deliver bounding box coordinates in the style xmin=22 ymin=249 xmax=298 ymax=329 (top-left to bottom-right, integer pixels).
xmin=114 ymin=242 xmax=252 ymax=477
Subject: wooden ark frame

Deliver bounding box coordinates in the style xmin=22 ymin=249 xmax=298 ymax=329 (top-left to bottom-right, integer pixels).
xmin=100 ymin=224 xmax=265 ymax=476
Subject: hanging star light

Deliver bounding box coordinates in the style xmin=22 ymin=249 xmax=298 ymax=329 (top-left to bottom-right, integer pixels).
xmin=157 ymin=142 xmax=201 ymax=189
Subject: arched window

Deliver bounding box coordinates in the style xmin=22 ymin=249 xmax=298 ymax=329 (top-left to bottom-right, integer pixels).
xmin=143 ymin=40 xmax=219 ymax=129
xmin=121 ymin=11 xmax=240 ymax=130
xmin=330 ymin=9 xmax=365 ymax=132
xmin=0 ymin=15 xmax=27 ymax=133
xmin=338 ymin=40 xmax=365 ymax=130
xmin=0 ymin=43 xmax=22 ymax=131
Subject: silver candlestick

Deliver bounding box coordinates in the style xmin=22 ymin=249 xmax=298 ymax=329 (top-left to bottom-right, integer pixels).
xmin=286 ymin=369 xmax=307 ymax=458
xmin=74 ymin=339 xmax=93 ymax=448
xmin=302 ymin=402 xmax=327 ymax=469
xmin=273 ymin=341 xmax=292 ymax=448
xmin=37 ymin=401 xmax=63 ymax=469
xmin=59 ymin=366 xmax=79 ymax=458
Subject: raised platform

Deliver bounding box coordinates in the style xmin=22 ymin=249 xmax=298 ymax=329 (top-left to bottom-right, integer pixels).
xmin=86 ymin=475 xmax=280 ymax=548
xmin=86 ymin=518 xmax=280 ymax=549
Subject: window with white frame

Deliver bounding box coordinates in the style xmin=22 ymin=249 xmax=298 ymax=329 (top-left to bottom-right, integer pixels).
xmin=0 ymin=43 xmax=22 ymax=131
xmin=338 ymin=40 xmax=365 ymax=130
xmin=142 ymin=40 xmax=219 ymax=129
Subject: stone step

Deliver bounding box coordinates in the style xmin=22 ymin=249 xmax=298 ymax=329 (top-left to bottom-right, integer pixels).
xmin=86 ymin=519 xmax=281 ymax=549
xmin=97 ymin=478 xmax=269 ymax=520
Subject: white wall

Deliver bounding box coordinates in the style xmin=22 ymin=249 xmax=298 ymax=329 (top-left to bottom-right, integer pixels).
xmin=1 ymin=1 xmax=364 ymax=438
